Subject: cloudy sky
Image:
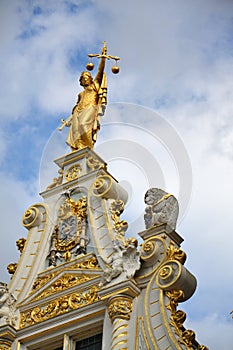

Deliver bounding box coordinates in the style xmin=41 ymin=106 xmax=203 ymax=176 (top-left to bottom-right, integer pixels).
xmin=0 ymin=0 xmax=233 ymax=348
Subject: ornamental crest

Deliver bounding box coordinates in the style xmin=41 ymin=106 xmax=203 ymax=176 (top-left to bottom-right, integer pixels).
xmin=47 ymin=196 xmax=88 ymax=266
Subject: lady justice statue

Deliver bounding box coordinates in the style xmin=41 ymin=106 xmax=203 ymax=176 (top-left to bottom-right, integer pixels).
xmin=58 ymin=41 xmax=120 ymax=151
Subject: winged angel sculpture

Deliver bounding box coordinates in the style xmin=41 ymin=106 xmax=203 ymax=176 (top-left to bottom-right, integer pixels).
xmin=144 ymin=188 xmax=179 ymax=230
xmin=99 ymin=238 xmax=140 ymax=287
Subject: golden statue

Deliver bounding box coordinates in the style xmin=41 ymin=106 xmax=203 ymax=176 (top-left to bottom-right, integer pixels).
xmin=59 ymin=41 xmax=120 ymax=151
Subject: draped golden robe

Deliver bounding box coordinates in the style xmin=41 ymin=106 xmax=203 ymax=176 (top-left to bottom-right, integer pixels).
xmin=66 ymin=73 xmax=107 ymax=151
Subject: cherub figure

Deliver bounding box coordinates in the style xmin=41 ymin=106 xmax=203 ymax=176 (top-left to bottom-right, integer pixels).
xmin=98 ymin=238 xmax=141 ymax=287
xmin=47 ymin=249 xmax=62 ymax=267
xmin=0 ymin=282 xmax=17 ymax=326
xmin=144 ymin=188 xmax=179 ymax=230
xmin=123 ymin=238 xmax=141 ymax=278
xmin=99 ymin=239 xmax=125 ymax=287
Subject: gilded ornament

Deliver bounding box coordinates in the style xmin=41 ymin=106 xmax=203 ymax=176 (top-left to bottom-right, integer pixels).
xmin=20 ymin=286 xmax=100 ymax=328
xmin=7 ymin=263 xmax=17 ymax=275
xmin=159 ymin=265 xmax=172 ymax=279
xmin=31 ymin=273 xmax=95 ymax=300
xmin=165 ymin=289 xmax=204 ymax=349
xmin=87 ymin=155 xmax=105 ymax=171
xmin=157 ymin=259 xmax=197 ymax=301
xmin=111 ymin=65 xmax=120 ymax=74
xmin=72 ymin=256 xmax=99 ymax=269
xmin=108 ymin=297 xmax=132 ymax=322
xmin=165 ymin=289 xmax=184 ymax=313
xmin=179 ymin=329 xmax=195 ymax=348
xmin=140 ymin=236 xmax=166 ymax=267
xmin=167 ymin=242 xmax=186 ymax=265
xmin=65 ymin=164 xmax=82 ymax=181
xmin=46 ymin=169 xmax=63 ymax=190
xmin=0 ymin=343 xmax=11 ymax=350
xmin=86 ymin=62 xmax=94 ymax=71
xmin=109 ymin=200 xmax=128 ymax=240
xmin=156 ymin=260 xmax=182 ymax=290
xmin=31 ymin=256 xmax=99 ymax=294
xmin=22 ymin=206 xmax=40 ymax=228
xmin=16 ymin=237 xmax=26 ymax=253
xmin=69 ymin=286 xmax=99 ymax=309
xmin=32 ymin=273 xmax=56 ymax=292
xmin=170 ymin=309 xmax=186 ymax=331
xmin=91 ymin=174 xmax=112 ymax=198
xmin=46 ymin=196 xmax=88 ymax=267
xmin=143 ymin=241 xmax=154 ymax=253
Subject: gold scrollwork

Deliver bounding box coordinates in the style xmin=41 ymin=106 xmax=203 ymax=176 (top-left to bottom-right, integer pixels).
xmin=140 ymin=236 xmax=166 ymax=267
xmin=156 ymin=260 xmax=182 ymax=290
xmin=109 ymin=200 xmax=128 ymax=240
xmin=68 ymin=286 xmax=99 ymax=309
xmin=31 ymin=273 xmax=97 ymax=300
xmin=87 ymin=155 xmax=105 ymax=171
xmin=143 ymin=241 xmax=154 ymax=253
xmin=92 ymin=175 xmax=112 ymax=197
xmin=0 ymin=342 xmax=11 ymax=350
xmin=22 ymin=206 xmax=40 ymax=229
xmin=167 ymin=241 xmax=186 ymax=265
xmin=170 ymin=309 xmax=186 ymax=332
xmin=72 ymin=256 xmax=99 ymax=269
xmin=20 ymin=286 xmax=99 ymax=328
xmin=179 ymin=329 xmax=196 ymax=348
xmin=31 ymin=256 xmax=99 ymax=293
xmin=159 ymin=265 xmax=172 ymax=279
xmin=108 ymin=297 xmax=133 ymax=322
xmin=65 ymin=164 xmax=82 ymax=181
xmin=165 ymin=290 xmax=208 ymax=349
xmin=32 ymin=273 xmax=56 ymax=293
xmin=166 ymin=289 xmax=184 ymax=313
xmin=198 ymin=345 xmax=209 ymax=350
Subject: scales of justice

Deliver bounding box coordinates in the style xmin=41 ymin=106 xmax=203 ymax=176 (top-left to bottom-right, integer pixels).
xmin=58 ymin=41 xmax=120 ymax=152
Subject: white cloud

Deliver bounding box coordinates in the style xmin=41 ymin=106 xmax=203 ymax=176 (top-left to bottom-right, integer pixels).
xmin=185 ymin=313 xmax=233 ymax=349
xmin=0 ymin=173 xmax=40 ymax=283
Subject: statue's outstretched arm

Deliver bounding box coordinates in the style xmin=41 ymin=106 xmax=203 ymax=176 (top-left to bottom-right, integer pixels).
xmin=94 ymin=44 xmax=107 ymax=85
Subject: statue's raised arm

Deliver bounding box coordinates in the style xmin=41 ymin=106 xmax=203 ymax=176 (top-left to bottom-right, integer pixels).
xmin=58 ymin=42 xmax=119 ymax=152
xmin=94 ymin=42 xmax=107 ymax=87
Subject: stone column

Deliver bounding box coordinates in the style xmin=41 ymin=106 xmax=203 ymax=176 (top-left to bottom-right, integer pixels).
xmin=0 ymin=325 xmax=17 ymax=350
xmin=108 ymin=295 xmax=133 ymax=350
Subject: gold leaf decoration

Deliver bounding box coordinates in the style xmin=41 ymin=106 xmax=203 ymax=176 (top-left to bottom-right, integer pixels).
xmin=20 ymin=286 xmax=99 ymax=328
xmin=31 ymin=273 xmax=99 ymax=301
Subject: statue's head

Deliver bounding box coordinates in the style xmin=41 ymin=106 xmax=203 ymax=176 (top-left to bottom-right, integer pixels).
xmin=79 ymin=71 xmax=93 ymax=87
xmin=144 ymin=188 xmax=166 ymax=206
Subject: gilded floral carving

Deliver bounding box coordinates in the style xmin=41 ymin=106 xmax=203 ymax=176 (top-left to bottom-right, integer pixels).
xmin=108 ymin=297 xmax=132 ymax=322
xmin=20 ymin=286 xmax=99 ymax=328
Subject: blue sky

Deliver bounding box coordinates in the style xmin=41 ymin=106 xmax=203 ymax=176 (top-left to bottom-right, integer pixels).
xmin=0 ymin=1 xmax=233 ymax=348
